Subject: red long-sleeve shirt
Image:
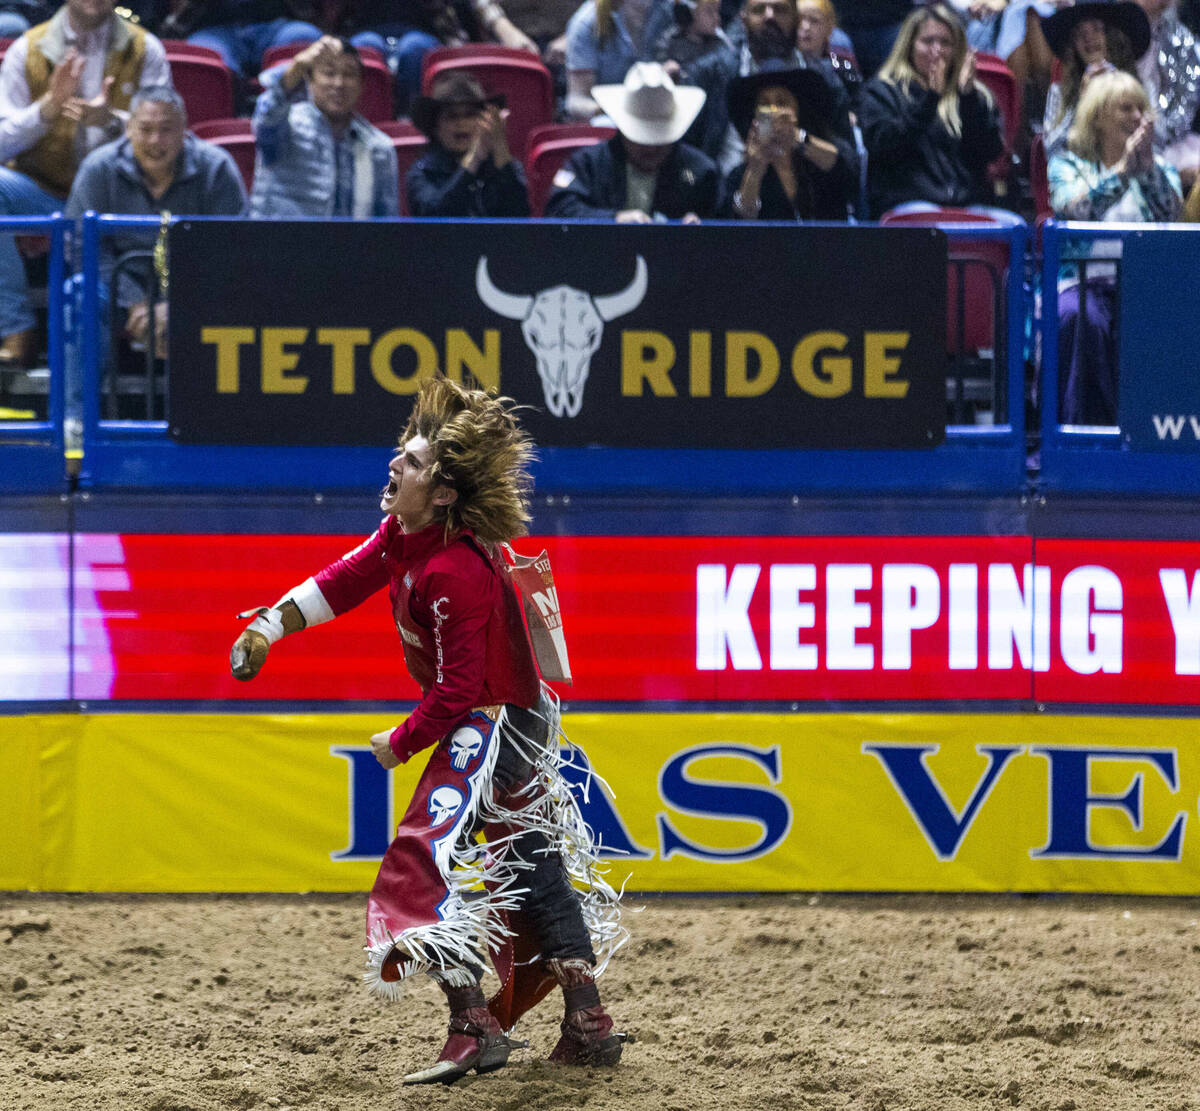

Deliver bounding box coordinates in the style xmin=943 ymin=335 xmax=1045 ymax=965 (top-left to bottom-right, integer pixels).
xmin=313 ymin=516 xmax=540 ymax=763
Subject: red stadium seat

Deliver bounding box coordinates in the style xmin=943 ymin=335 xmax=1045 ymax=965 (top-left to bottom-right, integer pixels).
xmin=197 ymin=129 xmax=256 ymax=193
xmin=391 ymin=133 xmax=429 ymax=215
xmin=374 ymin=119 xmax=423 ymax=139
xmin=974 ymin=52 xmax=1021 ymax=190
xmin=526 ymin=127 xmax=614 ymax=217
xmin=260 ymin=42 xmax=394 ymax=122
xmin=161 ymin=40 xmax=227 ymax=64
xmin=166 ymin=53 xmax=235 ymax=124
xmin=524 ymin=121 xmax=617 ymax=160
xmin=880 ymin=206 xmax=1021 ymax=423
xmin=1029 ymin=132 xmax=1051 ymax=221
xmin=421 ymin=46 xmax=553 ymax=168
xmin=191 ymin=117 xmax=253 ymax=140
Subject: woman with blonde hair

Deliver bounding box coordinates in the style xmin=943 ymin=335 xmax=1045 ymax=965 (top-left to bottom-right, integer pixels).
xmin=1048 ymin=68 xmax=1181 ymax=423
xmin=1040 ymin=0 xmax=1150 ymax=156
xmin=564 ymin=0 xmax=677 ymax=118
xmin=859 ymin=3 xmax=1004 ymax=217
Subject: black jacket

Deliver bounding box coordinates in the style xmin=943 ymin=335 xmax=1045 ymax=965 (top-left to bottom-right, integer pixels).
xmin=544 ymin=136 xmax=720 ymax=221
xmin=405 ymin=144 xmax=531 ymax=217
xmin=859 ymin=77 xmax=1003 ymax=218
xmin=720 ymin=148 xmax=853 ymax=221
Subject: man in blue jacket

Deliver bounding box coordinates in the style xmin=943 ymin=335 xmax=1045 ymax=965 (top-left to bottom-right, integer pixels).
xmin=544 ymin=61 xmax=719 ymax=222
xmin=248 ymin=35 xmax=398 ymax=218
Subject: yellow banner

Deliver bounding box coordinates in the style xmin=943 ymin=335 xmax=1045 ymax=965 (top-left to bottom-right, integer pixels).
xmin=3 ymin=713 xmax=1199 ymax=893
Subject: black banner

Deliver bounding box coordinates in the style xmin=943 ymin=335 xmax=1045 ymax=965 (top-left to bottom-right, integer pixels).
xmin=168 ymin=221 xmax=946 ymax=448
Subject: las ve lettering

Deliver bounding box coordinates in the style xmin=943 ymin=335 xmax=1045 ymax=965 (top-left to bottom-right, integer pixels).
xmin=329 ymin=740 xmax=1192 ymax=865
xmin=697 ymin=562 xmax=1200 ymax=675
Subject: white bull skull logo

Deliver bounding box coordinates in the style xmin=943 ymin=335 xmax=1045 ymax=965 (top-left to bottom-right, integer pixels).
xmin=449 ymin=726 xmax=484 ymax=771
xmin=475 ymin=255 xmax=649 ymax=418
xmin=427 ymin=785 xmax=464 ymax=827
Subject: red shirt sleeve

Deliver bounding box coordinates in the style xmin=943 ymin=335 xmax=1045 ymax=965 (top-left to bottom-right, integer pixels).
xmin=388 ymin=557 xmax=497 ymax=763
xmin=313 ymin=517 xmax=392 ymax=616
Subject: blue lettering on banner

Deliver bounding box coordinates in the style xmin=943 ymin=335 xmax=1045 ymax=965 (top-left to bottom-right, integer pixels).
xmin=1030 ymin=746 xmax=1187 ymax=860
xmin=863 ymin=743 xmax=1021 ymax=859
xmin=329 ymin=746 xmax=392 ymax=860
xmin=558 ymin=744 xmax=654 ymax=860
xmin=657 ymin=743 xmax=791 ymax=862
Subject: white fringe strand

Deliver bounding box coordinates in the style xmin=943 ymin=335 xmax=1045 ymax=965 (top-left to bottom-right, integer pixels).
xmin=363 ymin=686 xmax=628 ymax=1001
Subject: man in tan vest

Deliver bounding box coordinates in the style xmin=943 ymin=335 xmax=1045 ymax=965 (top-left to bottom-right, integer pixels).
xmin=0 ymin=0 xmax=170 ymax=364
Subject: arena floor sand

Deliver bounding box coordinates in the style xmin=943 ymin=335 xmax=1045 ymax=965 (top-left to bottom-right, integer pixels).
xmin=2 ymin=892 xmax=1199 ymax=1111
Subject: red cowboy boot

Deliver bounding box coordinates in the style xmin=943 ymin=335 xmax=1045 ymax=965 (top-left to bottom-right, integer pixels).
xmin=546 ymin=958 xmax=624 ymax=1066
xmin=402 ymin=982 xmax=521 ymax=1085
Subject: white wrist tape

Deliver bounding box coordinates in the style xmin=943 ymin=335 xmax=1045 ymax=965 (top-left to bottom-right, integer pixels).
xmin=284 ymin=577 xmax=335 ymax=628
xmin=247 ymin=608 xmax=286 ymax=645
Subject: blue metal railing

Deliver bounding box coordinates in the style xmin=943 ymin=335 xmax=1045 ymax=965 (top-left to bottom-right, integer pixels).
xmin=1038 ymin=219 xmax=1200 ymax=495
xmin=0 ymin=215 xmax=68 ymax=494
xmin=72 ymin=214 xmax=1030 ymax=496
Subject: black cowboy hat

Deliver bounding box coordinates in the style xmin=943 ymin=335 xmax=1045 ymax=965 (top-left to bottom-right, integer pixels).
xmin=1040 ymin=0 xmax=1151 ymax=61
xmin=727 ymin=63 xmax=837 ymax=139
xmin=410 ymin=71 xmax=506 ymax=138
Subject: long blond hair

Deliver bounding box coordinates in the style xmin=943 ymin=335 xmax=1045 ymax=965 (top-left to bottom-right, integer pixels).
xmin=400 ymin=377 xmax=535 ymax=546
xmin=877 ymin=4 xmax=987 ymax=139
xmin=1067 ymin=68 xmax=1148 ymax=162
xmin=595 ymin=0 xmax=617 ymax=44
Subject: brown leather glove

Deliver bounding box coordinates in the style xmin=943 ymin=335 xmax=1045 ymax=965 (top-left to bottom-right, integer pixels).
xmin=230 ymin=627 xmax=270 ymax=681
xmin=230 ymin=601 xmax=305 ymax=680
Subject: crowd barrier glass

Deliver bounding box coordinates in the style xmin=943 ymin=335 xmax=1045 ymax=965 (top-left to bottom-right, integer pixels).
xmin=1039 ymin=220 xmax=1200 ymax=496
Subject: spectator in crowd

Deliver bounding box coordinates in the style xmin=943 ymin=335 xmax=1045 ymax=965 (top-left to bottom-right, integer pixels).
xmin=654 ymin=0 xmax=733 ymax=77
xmin=830 ymin=0 xmax=913 ymax=79
xmin=1187 ymin=173 xmax=1200 ymax=217
xmin=1040 ymin=0 xmax=1150 ymax=157
xmin=686 ymin=0 xmax=859 ymax=174
xmin=946 ymin=0 xmax=1066 ymax=152
xmin=545 ymin=60 xmax=719 ymax=219
xmin=1133 ymin=0 xmax=1200 ymax=188
xmin=564 ymin=0 xmax=676 ymax=119
xmin=64 ymin=84 xmax=245 ymax=357
xmin=796 ymin=0 xmax=861 ymax=107
xmin=248 ymin=35 xmax=399 ymax=218
xmin=0 ymin=0 xmax=171 ymax=365
xmin=0 ymin=0 xmax=52 ymax=39
xmin=1048 ymin=68 xmax=1181 ymax=424
xmin=406 ymin=70 xmax=530 ymax=215
xmin=722 ymin=61 xmax=856 ymax=216
xmin=859 ymin=2 xmax=1004 ymax=217
xmin=345 ymin=0 xmax=538 ymax=114
xmin=154 ymin=0 xmax=321 ymax=77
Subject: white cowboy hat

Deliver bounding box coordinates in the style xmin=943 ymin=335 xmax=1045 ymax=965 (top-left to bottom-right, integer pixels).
xmin=591 ymin=62 xmax=707 ymax=146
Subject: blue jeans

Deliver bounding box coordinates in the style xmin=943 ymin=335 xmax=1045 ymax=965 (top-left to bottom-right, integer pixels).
xmin=188 ymin=18 xmax=321 ymax=75
xmin=349 ymin=26 xmax=440 ymax=112
xmin=0 ymin=11 xmax=30 ymax=36
xmin=0 ymin=166 xmax=60 ymax=338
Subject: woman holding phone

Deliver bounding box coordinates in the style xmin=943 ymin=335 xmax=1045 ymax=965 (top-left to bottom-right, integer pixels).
xmin=723 ymin=63 xmax=856 ymax=220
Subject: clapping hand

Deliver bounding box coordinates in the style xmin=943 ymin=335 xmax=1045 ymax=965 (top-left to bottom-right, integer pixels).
xmin=62 ymin=75 xmax=116 ymax=127
xmin=1124 ymin=116 xmax=1155 ymax=175
xmin=39 ymin=49 xmax=84 ymax=123
xmin=958 ymin=50 xmax=977 ymax=94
